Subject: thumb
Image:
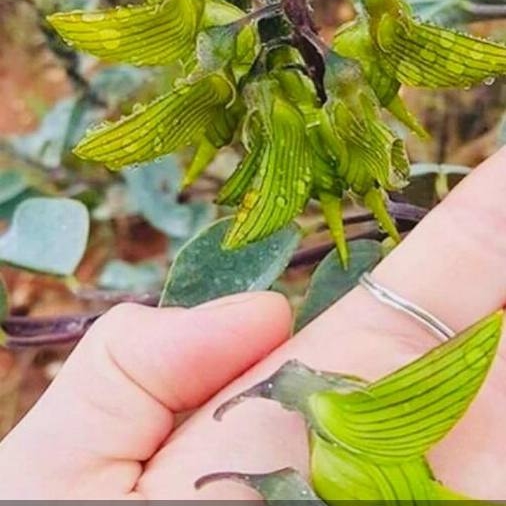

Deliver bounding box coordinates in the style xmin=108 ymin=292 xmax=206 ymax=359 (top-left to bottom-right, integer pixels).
xmin=0 ymin=292 xmax=291 ymax=499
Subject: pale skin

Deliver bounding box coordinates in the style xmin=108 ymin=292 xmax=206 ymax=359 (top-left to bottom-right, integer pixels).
xmin=1 ymin=147 xmax=506 ymax=499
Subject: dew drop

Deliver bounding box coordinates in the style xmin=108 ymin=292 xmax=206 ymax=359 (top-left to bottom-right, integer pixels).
xmin=276 ymin=196 xmax=287 ymax=208
xmin=296 ymin=180 xmax=307 ymax=195
xmin=100 ymin=29 xmax=121 ymax=50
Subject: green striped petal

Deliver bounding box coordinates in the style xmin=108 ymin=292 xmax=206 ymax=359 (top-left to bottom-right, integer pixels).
xmin=376 ymin=14 xmax=506 ymax=88
xmin=311 ymin=433 xmax=436 ymax=501
xmin=47 ymin=0 xmax=204 ymax=66
xmin=309 ymin=311 xmax=503 ymax=463
xmin=217 ymin=143 xmax=263 ymax=206
xmin=223 ymin=96 xmax=312 ymax=248
xmin=333 ymin=18 xmax=429 ymax=138
xmin=74 ymin=74 xmax=233 ymax=169
xmin=333 ymin=18 xmax=400 ymax=107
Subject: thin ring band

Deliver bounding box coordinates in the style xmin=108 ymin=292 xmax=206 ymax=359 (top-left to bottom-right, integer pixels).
xmin=359 ymin=273 xmax=455 ymax=342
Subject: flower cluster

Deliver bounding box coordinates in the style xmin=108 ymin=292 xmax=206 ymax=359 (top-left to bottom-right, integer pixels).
xmin=49 ymin=0 xmax=506 ymax=265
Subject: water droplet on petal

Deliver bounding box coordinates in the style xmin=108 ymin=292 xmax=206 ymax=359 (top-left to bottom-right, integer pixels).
xmin=276 ymin=196 xmax=287 ymax=207
xmin=100 ymin=28 xmax=121 ymax=50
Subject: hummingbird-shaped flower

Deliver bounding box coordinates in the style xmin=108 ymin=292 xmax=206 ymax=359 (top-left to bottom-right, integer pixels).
xmin=200 ymin=310 xmax=503 ymax=502
xmin=47 ymin=0 xmax=506 ymax=266
xmin=333 ymin=0 xmax=506 ymax=137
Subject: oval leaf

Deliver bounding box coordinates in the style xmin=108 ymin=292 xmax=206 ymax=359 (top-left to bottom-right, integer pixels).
xmin=160 ymin=217 xmax=301 ymax=307
xmin=295 ymin=240 xmax=383 ymax=331
xmin=0 ymin=198 xmax=90 ymax=276
xmin=0 ymin=171 xmax=28 ymax=205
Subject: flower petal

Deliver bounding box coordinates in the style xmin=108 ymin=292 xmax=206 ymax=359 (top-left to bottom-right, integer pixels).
xmin=309 ymin=311 xmax=503 ymax=462
xmin=74 ymin=75 xmax=232 ymax=169
xmin=47 ymin=0 xmax=204 ymax=66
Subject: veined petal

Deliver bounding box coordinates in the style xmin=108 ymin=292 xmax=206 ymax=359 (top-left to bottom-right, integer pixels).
xmin=308 ymin=311 xmax=503 ymax=463
xmin=311 ymin=434 xmax=437 ymax=501
xmin=74 ymin=74 xmax=233 ymax=169
xmin=223 ymin=97 xmax=312 ymax=248
xmin=377 ymin=14 xmax=506 ymax=88
xmin=47 ymin=0 xmax=204 ymax=66
xmin=333 ymin=19 xmax=429 ymax=137
xmin=333 ymin=18 xmax=400 ymax=107
xmin=217 ymin=143 xmax=264 ymax=206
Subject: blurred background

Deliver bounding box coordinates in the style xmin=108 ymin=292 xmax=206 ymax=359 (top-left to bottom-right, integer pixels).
xmin=0 ymin=0 xmax=504 ymax=438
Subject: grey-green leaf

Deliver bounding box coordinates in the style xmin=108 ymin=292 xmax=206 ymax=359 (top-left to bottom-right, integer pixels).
xmin=0 ymin=198 xmax=89 ymax=276
xmin=160 ymin=218 xmax=301 ymax=307
xmin=124 ymin=156 xmax=215 ymax=240
xmin=0 ymin=171 xmax=28 ymax=205
xmin=295 ymin=240 xmax=383 ymax=331
xmin=98 ymin=260 xmax=164 ymax=293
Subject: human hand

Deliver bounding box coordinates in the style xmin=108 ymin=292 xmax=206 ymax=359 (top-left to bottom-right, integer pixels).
xmin=1 ymin=147 xmax=506 ymax=499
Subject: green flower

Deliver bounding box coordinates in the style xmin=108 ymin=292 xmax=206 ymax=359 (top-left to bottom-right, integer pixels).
xmin=48 ymin=0 xmax=205 ymax=67
xmin=218 ymin=77 xmax=313 ymax=249
xmin=333 ymin=0 xmax=506 ymax=136
xmin=73 ymin=73 xmax=234 ymax=169
xmin=48 ymin=0 xmax=506 ymax=265
xmin=204 ymin=310 xmax=502 ymax=501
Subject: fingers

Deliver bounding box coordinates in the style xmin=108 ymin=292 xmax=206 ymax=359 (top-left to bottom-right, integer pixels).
xmin=0 ymin=292 xmax=291 ymax=499
xmin=138 ymin=147 xmax=506 ymax=499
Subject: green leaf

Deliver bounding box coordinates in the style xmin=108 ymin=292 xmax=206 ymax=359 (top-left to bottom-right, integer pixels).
xmin=295 ymin=240 xmax=383 ymax=331
xmin=311 ymin=433 xmax=437 ymax=501
xmin=124 ymin=156 xmax=216 ymax=239
xmin=309 ymin=311 xmax=503 ymax=462
xmin=98 ymin=260 xmax=164 ymax=293
xmin=159 ymin=217 xmax=301 ymax=307
xmin=0 ymin=198 xmax=90 ymax=276
xmin=74 ymin=74 xmax=233 ymax=169
xmin=196 ymin=467 xmax=324 ymax=503
xmin=47 ymin=0 xmax=204 ymax=66
xmin=0 ymin=171 xmax=28 ymax=205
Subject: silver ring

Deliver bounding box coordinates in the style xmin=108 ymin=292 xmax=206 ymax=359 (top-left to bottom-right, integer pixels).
xmin=359 ymin=273 xmax=455 ymax=342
